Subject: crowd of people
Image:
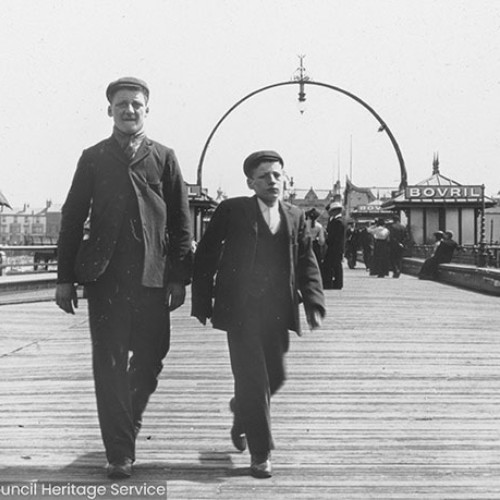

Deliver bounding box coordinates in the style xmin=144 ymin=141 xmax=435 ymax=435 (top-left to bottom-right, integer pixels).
xmin=307 ymin=208 xmax=462 ymax=285
xmin=306 ymin=210 xmax=413 ymax=284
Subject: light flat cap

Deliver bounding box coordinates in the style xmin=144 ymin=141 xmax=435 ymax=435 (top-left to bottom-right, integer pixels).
xmin=326 ymin=201 xmax=342 ymax=211
xmin=243 ymin=150 xmax=284 ymax=176
xmin=106 ymin=77 xmax=150 ymax=102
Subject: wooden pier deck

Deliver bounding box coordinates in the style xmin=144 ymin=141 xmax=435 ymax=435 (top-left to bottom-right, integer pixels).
xmin=0 ymin=268 xmax=499 ymax=499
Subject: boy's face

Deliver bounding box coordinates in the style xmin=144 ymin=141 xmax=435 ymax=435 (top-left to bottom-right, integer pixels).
xmin=108 ymin=88 xmax=149 ymax=134
xmin=246 ymin=161 xmax=284 ymax=206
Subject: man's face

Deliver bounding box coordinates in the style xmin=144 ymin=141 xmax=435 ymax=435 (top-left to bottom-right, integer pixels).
xmin=247 ymin=161 xmax=284 ymax=206
xmin=108 ymin=88 xmax=149 ymax=134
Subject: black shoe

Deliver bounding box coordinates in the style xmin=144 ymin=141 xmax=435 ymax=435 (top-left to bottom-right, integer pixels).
xmin=231 ymin=425 xmax=247 ymax=452
xmin=250 ymin=453 xmax=272 ymax=478
xmin=229 ymin=398 xmax=246 ymax=452
xmin=107 ymin=458 xmax=133 ymax=479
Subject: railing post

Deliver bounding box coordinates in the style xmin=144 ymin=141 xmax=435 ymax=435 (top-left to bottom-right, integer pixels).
xmin=478 ymin=184 xmax=487 ymax=267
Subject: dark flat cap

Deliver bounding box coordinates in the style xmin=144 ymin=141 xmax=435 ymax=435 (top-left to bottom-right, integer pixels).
xmin=106 ymin=77 xmax=150 ymax=102
xmin=243 ymin=150 xmax=283 ymax=176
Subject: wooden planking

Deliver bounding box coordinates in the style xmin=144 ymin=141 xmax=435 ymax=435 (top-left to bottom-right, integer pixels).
xmin=0 ymin=269 xmax=499 ymax=499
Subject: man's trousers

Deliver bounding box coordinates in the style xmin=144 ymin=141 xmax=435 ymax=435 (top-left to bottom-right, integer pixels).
xmin=322 ymin=254 xmax=343 ymax=289
xmin=227 ymin=295 xmax=290 ymax=456
xmin=85 ymin=276 xmax=170 ymax=463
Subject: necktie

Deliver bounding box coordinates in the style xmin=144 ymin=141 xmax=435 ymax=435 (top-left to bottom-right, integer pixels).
xmin=124 ymin=138 xmax=139 ymax=160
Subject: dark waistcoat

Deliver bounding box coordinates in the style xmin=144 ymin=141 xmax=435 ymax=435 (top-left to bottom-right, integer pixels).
xmin=247 ymin=209 xmax=290 ymax=306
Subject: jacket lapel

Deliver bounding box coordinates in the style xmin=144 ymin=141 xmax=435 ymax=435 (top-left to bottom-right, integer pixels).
xmin=280 ymin=201 xmax=296 ymax=240
xmin=244 ymin=196 xmax=259 ymax=235
xmin=103 ymin=136 xmax=153 ymax=168
xmin=104 ymin=137 xmax=128 ymax=165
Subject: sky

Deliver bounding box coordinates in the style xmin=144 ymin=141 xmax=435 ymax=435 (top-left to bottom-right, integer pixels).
xmin=1 ymin=0 xmax=500 ymax=209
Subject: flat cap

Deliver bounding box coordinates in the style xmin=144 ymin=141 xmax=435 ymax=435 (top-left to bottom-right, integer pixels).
xmin=243 ymin=150 xmax=283 ymax=176
xmin=106 ymin=77 xmax=150 ymax=102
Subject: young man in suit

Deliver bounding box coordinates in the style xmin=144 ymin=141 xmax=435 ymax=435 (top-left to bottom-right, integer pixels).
xmin=191 ymin=151 xmax=325 ymax=478
xmin=56 ymin=77 xmax=192 ymax=479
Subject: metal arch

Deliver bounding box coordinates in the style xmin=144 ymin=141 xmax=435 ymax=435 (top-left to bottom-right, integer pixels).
xmin=196 ymin=80 xmax=407 ymax=190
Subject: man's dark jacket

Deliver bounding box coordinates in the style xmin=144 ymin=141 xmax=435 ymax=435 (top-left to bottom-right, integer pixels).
xmin=191 ymin=196 xmax=325 ymax=335
xmin=325 ymin=216 xmax=345 ymax=259
xmin=389 ymin=221 xmax=407 ymax=248
xmin=57 ymin=136 xmax=192 ymax=286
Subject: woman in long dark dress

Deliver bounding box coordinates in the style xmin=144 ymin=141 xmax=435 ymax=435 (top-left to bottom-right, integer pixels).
xmin=418 ymin=231 xmax=444 ymax=279
xmin=369 ymin=218 xmax=390 ymax=278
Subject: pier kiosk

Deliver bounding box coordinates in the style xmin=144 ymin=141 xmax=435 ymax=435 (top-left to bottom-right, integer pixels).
xmin=382 ymin=157 xmax=495 ymax=245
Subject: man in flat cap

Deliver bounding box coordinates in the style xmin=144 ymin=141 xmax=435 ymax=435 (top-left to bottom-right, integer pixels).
xmin=322 ymin=202 xmax=345 ymax=289
xmin=191 ymin=150 xmax=325 ymax=478
xmin=56 ymin=77 xmax=192 ymax=478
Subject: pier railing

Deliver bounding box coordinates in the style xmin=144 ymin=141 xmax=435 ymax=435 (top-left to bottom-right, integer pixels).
xmin=1 ymin=243 xmax=499 ymax=277
xmin=408 ymin=244 xmax=500 ymax=268
xmin=0 ymin=245 xmax=57 ymax=275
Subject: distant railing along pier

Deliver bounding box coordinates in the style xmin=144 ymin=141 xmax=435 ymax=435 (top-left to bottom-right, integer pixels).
xmin=409 ymin=244 xmax=500 ymax=268
xmin=0 ymin=245 xmax=57 ymax=275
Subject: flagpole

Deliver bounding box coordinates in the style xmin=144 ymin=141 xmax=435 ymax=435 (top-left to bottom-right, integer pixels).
xmin=350 ymin=134 xmax=353 ymax=182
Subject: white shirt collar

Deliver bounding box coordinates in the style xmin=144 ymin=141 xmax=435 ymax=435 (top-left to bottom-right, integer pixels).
xmin=256 ymin=198 xmax=281 ymax=234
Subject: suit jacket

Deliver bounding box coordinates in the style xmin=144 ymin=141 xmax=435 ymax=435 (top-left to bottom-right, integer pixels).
xmin=389 ymin=221 xmax=407 ymax=248
xmin=57 ymin=136 xmax=192 ymax=287
xmin=191 ymin=196 xmax=325 ymax=335
xmin=435 ymin=238 xmax=459 ymax=264
xmin=325 ymin=216 xmax=345 ymax=260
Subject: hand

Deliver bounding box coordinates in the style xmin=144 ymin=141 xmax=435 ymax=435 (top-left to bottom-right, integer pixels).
xmin=55 ymin=283 xmax=78 ymax=314
xmin=306 ymin=308 xmax=323 ymax=331
xmin=165 ymin=282 xmax=186 ymax=311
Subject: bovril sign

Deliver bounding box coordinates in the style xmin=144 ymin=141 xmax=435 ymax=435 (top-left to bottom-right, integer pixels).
xmin=405 ymin=185 xmax=483 ymax=199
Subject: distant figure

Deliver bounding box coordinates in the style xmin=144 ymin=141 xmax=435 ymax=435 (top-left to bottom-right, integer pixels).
xmin=388 ymin=215 xmax=407 ymax=278
xmin=322 ymin=202 xmax=345 ymax=289
xmin=369 ymin=218 xmax=390 ymax=278
xmin=419 ymin=230 xmax=459 ymax=279
xmin=432 ymin=230 xmax=444 ymax=253
xmin=305 ymin=208 xmax=326 ymax=267
xmin=437 ymin=230 xmax=460 ymax=263
xmin=359 ymin=224 xmax=374 ymax=271
xmin=344 ymin=222 xmax=359 ymax=269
